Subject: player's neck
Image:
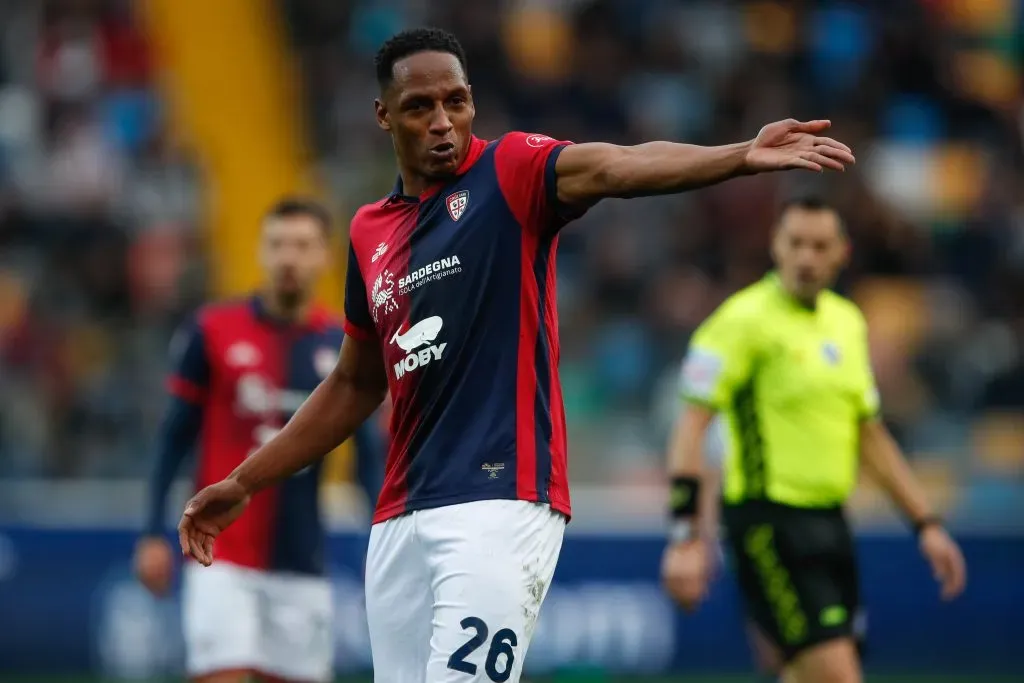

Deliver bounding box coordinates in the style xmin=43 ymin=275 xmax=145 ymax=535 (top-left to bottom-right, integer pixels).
xmin=261 ymin=292 xmax=312 ymax=324
xmin=398 ymin=168 xmax=432 ymax=198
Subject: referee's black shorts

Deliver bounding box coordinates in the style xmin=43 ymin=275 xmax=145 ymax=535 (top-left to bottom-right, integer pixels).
xmin=722 ymin=499 xmax=866 ymax=662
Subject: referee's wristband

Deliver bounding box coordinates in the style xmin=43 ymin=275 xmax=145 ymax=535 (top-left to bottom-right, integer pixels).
xmin=912 ymin=515 xmax=942 ymax=538
xmin=670 ymin=476 xmax=701 ymax=520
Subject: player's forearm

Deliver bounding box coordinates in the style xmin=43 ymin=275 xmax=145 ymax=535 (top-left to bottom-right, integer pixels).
xmin=859 ymin=419 xmax=935 ymax=524
xmin=143 ymin=397 xmax=202 ymax=535
xmin=230 ymin=371 xmax=387 ymax=495
xmin=601 ymin=141 xmax=752 ymax=199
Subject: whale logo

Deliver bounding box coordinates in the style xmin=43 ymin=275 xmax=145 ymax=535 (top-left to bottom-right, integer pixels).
xmin=390 ymin=316 xmax=443 ymax=353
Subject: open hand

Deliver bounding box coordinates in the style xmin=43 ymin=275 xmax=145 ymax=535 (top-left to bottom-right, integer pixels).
xmin=177 ymin=478 xmax=251 ymax=566
xmin=919 ymin=525 xmax=967 ymax=600
xmin=745 ymin=119 xmax=856 ymax=174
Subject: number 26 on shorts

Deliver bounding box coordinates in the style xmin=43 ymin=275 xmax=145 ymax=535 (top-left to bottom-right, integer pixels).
xmin=447 ymin=616 xmax=518 ymax=682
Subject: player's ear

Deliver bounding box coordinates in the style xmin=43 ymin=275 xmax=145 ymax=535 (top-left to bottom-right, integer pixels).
xmin=375 ymin=99 xmax=391 ymax=132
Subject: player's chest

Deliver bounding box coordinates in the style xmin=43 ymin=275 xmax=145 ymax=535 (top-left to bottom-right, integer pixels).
xmin=363 ymin=179 xmax=513 ymax=329
xmin=207 ymin=328 xmax=339 ymax=417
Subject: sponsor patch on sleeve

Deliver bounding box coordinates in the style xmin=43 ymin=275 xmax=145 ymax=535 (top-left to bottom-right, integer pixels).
xmin=680 ymin=347 xmax=724 ymax=400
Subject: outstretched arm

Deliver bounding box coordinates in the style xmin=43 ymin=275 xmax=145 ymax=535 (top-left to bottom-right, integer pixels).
xmin=229 ymin=334 xmax=388 ymax=495
xmin=555 ymin=119 xmax=855 ymax=208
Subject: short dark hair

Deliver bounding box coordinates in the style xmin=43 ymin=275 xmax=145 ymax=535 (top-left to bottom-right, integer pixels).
xmin=374 ymin=27 xmax=467 ymax=90
xmin=263 ymin=196 xmax=332 ymax=235
xmin=776 ymin=194 xmax=847 ymax=235
xmin=779 ymin=194 xmax=834 ymax=214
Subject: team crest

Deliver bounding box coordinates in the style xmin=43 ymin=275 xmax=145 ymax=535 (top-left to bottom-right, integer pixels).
xmin=821 ymin=341 xmax=842 ymax=366
xmin=226 ymin=341 xmax=261 ymax=368
xmin=314 ymin=347 xmax=337 ymax=379
xmin=446 ymin=190 xmax=469 ymax=222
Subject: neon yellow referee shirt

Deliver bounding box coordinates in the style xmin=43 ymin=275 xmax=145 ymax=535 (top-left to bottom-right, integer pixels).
xmin=680 ymin=273 xmax=880 ymax=508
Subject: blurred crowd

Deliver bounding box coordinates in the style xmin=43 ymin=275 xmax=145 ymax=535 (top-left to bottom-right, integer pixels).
xmin=1 ymin=0 xmax=1023 ymax=520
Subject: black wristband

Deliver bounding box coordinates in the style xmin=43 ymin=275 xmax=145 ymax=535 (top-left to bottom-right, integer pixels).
xmin=912 ymin=515 xmax=942 ymax=537
xmin=670 ymin=476 xmax=700 ymax=519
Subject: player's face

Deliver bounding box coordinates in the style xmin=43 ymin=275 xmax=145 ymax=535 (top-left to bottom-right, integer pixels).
xmin=375 ymin=51 xmax=475 ymax=183
xmin=772 ymin=207 xmax=848 ymax=302
xmin=260 ymin=215 xmax=328 ymax=306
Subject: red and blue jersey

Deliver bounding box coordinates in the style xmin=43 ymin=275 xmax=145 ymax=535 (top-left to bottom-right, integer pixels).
xmin=344 ymin=132 xmax=584 ymax=524
xmin=144 ymin=295 xmax=385 ymax=575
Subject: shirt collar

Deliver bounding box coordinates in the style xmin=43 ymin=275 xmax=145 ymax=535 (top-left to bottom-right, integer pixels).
xmin=767 ymin=271 xmax=819 ymax=312
xmin=250 ymin=294 xmax=330 ymax=331
xmin=385 ymin=136 xmax=488 ymax=205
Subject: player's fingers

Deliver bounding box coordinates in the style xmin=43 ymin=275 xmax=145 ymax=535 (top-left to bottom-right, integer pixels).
xmin=794 ymin=119 xmax=831 ymax=133
xmin=816 ymin=144 xmax=856 ymax=165
xmin=811 ymin=135 xmax=851 ymax=154
xmin=178 ymin=517 xmax=193 ymax=557
xmin=803 ymin=151 xmax=845 ymax=172
xmin=788 ymin=157 xmax=823 ymax=173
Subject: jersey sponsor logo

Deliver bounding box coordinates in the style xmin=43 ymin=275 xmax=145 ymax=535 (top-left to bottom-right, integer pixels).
xmin=446 ymin=190 xmax=469 ymax=222
xmin=371 ymin=269 xmax=399 ymax=323
xmin=525 ymin=134 xmax=555 ymax=148
xmin=680 ymin=348 xmax=723 ymax=400
xmin=390 ymin=316 xmax=446 ymax=379
xmin=314 ymin=347 xmax=337 ymax=379
xmin=371 ymin=241 xmax=388 ymax=263
xmin=235 ymin=373 xmax=309 ymax=415
xmin=398 ymin=255 xmax=462 ymax=295
xmin=225 ymin=341 xmax=261 ymax=368
xmin=821 ymin=341 xmax=842 ymax=365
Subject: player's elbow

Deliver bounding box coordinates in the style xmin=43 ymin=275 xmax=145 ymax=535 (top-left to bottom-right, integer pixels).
xmin=590 ymin=145 xmax=638 ymax=199
xmin=558 ymin=144 xmax=636 ymax=204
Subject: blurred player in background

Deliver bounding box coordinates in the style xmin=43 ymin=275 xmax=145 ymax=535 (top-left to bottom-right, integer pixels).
xmin=134 ymin=197 xmax=385 ymax=683
xmin=662 ymin=197 xmax=967 ymax=683
xmin=176 ymin=28 xmax=854 ymax=683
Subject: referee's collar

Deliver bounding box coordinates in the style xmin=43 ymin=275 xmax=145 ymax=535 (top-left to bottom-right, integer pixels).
xmin=768 ymin=272 xmax=819 ymax=312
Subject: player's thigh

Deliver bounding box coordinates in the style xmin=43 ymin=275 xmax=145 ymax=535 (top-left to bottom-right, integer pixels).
xmin=784 ymin=638 xmax=862 ymax=683
xmin=182 ymin=562 xmax=261 ymax=678
xmin=256 ymin=572 xmax=334 ymax=683
xmin=365 ymin=512 xmax=434 ymax=683
xmin=420 ymin=500 xmax=566 ymax=683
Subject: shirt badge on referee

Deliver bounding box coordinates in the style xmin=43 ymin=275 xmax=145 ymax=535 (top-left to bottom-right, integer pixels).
xmin=821 ymin=341 xmax=842 ymax=366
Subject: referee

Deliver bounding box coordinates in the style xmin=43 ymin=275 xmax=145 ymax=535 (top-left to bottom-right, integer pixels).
xmin=661 ymin=197 xmax=966 ymax=683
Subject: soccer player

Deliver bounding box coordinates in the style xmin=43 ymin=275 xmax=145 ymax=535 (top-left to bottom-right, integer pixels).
xmin=134 ymin=197 xmax=385 ymax=683
xmin=661 ymin=197 xmax=967 ymax=683
xmin=176 ymin=28 xmax=855 ymax=683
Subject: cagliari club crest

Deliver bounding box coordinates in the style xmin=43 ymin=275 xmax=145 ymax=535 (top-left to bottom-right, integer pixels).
xmin=446 ymin=190 xmax=469 ymax=222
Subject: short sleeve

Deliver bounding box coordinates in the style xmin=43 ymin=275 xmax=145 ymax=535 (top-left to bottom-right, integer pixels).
xmin=166 ymin=316 xmax=209 ymax=404
xmin=494 ymin=131 xmax=580 ymax=236
xmin=343 ymin=243 xmax=375 ymax=340
xmin=679 ymin=306 xmax=759 ymax=411
xmin=855 ymin=323 xmax=881 ymax=419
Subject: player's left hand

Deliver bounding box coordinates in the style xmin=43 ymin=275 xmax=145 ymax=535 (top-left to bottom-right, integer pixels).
xmin=745 ymin=119 xmax=856 ymax=174
xmin=177 ymin=477 xmax=251 ymax=566
xmin=919 ymin=525 xmax=967 ymax=601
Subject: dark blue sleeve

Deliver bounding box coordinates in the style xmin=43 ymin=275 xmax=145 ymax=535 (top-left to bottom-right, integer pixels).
xmin=353 ymin=414 xmax=386 ymax=507
xmin=142 ymin=395 xmax=203 ymax=535
xmin=143 ymin=316 xmax=208 ymax=536
xmin=344 ymin=243 xmax=375 ymax=339
xmin=167 ymin=315 xmax=210 ymax=403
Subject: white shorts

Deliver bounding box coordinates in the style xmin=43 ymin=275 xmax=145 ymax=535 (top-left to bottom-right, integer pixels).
xmin=182 ymin=561 xmax=333 ymax=681
xmin=365 ymin=499 xmax=566 ymax=683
